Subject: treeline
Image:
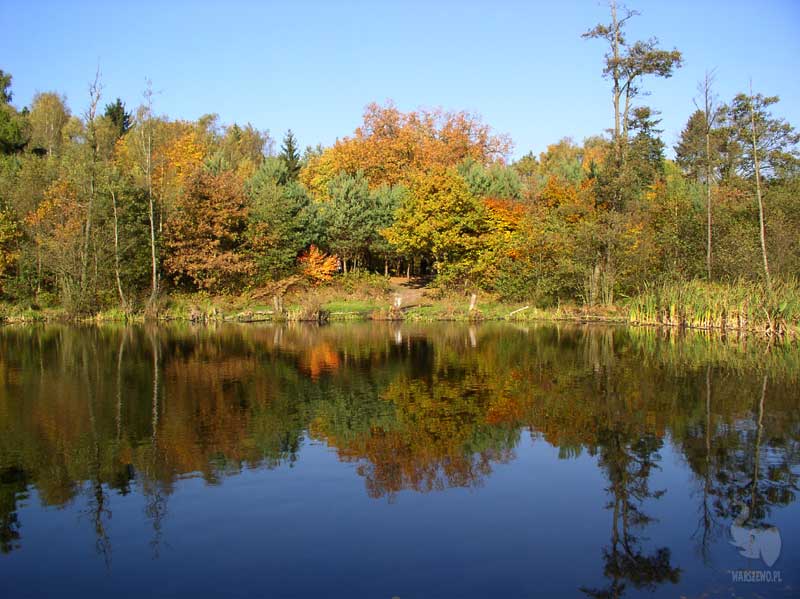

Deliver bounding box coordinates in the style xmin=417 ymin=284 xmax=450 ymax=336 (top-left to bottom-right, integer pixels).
xmin=0 ymin=3 xmax=798 ymax=316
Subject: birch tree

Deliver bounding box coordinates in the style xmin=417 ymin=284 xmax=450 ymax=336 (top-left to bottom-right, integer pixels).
xmin=728 ymin=88 xmax=800 ymax=290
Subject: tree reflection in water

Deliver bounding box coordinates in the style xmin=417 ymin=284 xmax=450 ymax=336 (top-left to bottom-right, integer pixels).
xmin=0 ymin=322 xmax=798 ymax=595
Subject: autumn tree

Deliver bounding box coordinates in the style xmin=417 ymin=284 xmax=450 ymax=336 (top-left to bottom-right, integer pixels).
xmin=217 ymin=123 xmax=269 ymax=179
xmin=163 ymin=168 xmax=252 ymax=292
xmin=0 ymin=204 xmax=20 ymax=293
xmin=25 ymin=177 xmax=87 ymax=309
xmin=78 ymin=72 xmax=103 ymax=310
xmin=383 ymin=168 xmax=487 ymax=282
xmin=28 ymin=92 xmax=70 ymax=157
xmin=300 ymin=101 xmax=512 ymax=196
xmin=538 ymin=138 xmax=586 ymax=185
xmin=0 ymin=152 xmax=61 ymax=299
xmin=298 ymin=245 xmax=338 ymax=284
xmin=27 ymin=72 xmax=109 ymax=312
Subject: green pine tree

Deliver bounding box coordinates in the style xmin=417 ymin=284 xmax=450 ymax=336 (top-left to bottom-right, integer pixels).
xmin=280 ymin=130 xmax=301 ymax=181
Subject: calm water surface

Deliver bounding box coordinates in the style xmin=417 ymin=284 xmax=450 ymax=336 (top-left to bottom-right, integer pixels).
xmin=0 ymin=322 xmax=798 ymax=598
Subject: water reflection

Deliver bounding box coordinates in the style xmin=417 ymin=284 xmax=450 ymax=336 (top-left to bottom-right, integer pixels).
xmin=0 ymin=322 xmax=798 ymax=596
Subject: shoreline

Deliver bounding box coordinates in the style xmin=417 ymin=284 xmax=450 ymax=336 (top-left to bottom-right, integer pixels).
xmin=2 ymin=297 xmax=796 ymax=343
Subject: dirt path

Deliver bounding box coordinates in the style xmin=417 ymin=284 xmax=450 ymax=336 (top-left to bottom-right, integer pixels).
xmin=388 ymin=277 xmax=429 ymax=307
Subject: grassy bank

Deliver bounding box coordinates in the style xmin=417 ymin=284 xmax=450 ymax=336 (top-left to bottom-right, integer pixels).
xmin=2 ymin=277 xmax=798 ymax=342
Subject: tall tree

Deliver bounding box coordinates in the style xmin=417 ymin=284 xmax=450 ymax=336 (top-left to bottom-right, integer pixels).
xmin=323 ymin=171 xmax=375 ymax=272
xmin=582 ymin=1 xmax=682 ymax=306
xmin=104 ymin=98 xmax=131 ymax=139
xmin=383 ymin=168 xmax=487 ymax=279
xmin=698 ymin=72 xmax=720 ymax=281
xmin=625 ymin=106 xmax=665 ymax=190
xmin=28 ymin=92 xmax=70 ymax=156
xmin=0 ymin=69 xmax=12 ymax=104
xmin=583 ymin=0 xmax=682 ymax=207
xmin=0 ymin=69 xmax=28 ymax=154
xmin=219 ymin=123 xmax=268 ymax=178
xmin=279 ymin=130 xmax=301 ymax=181
xmin=163 ymin=169 xmax=252 ymax=291
xmin=77 ymin=70 xmax=103 ymax=311
xmin=137 ymin=80 xmax=159 ymax=313
xmin=246 ymin=158 xmax=316 ymax=280
xmin=300 ymin=102 xmax=511 ymax=198
xmin=728 ymin=89 xmax=800 ymax=289
xmin=676 ymin=92 xmax=741 ymax=281
xmin=0 ymin=205 xmax=21 ymax=293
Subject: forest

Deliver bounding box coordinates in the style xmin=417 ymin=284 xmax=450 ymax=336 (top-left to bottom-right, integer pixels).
xmin=0 ymin=3 xmax=798 ymax=332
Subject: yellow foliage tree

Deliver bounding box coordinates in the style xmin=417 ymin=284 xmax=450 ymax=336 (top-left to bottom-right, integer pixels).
xmin=0 ymin=207 xmax=21 ymax=291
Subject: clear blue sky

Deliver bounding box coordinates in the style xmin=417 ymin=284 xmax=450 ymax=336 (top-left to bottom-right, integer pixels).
xmin=1 ymin=0 xmax=798 ymax=159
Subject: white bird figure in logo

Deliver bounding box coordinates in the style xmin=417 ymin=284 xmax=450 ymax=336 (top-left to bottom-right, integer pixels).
xmin=730 ymin=501 xmax=782 ymax=567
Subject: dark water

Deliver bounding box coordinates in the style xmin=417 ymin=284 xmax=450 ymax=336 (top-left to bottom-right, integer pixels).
xmin=0 ymin=323 xmax=798 ymax=598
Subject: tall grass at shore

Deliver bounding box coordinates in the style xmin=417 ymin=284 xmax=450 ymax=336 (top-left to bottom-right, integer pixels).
xmin=627 ymin=278 xmax=800 ymax=337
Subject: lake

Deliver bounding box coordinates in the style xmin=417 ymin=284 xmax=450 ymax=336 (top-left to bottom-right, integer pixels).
xmin=0 ymin=322 xmax=798 ymax=598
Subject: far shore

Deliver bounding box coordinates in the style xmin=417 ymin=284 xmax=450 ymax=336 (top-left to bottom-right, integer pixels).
xmin=2 ymin=291 xmax=796 ymax=344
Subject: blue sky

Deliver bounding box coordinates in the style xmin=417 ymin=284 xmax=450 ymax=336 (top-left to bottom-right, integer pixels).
xmin=1 ymin=0 xmax=798 ymax=159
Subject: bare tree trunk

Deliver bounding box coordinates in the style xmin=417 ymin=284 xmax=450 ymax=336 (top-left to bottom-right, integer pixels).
xmin=749 ymin=89 xmax=771 ymax=290
xmin=700 ymin=364 xmax=713 ymax=560
xmin=152 ymin=332 xmax=159 ymax=436
xmin=148 ymin=189 xmax=158 ymax=309
xmin=611 ymin=0 xmax=621 ymax=159
xmin=699 ymin=70 xmax=718 ymax=281
xmin=141 ymin=81 xmax=160 ymax=315
xmin=751 ymin=375 xmax=766 ymax=511
xmin=80 ymin=71 xmax=102 ymax=309
xmin=36 ymin=250 xmax=42 ymax=297
xmin=116 ymin=331 xmax=125 ymax=441
xmin=621 ymin=82 xmax=632 ymax=148
xmin=706 ymin=129 xmax=712 ymax=281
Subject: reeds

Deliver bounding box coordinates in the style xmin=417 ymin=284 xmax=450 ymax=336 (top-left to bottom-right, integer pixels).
xmin=627 ymin=278 xmax=800 ymax=339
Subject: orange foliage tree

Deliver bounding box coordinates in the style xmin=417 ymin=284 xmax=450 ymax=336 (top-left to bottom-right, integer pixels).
xmin=298 ymin=245 xmax=338 ymax=284
xmin=24 ymin=178 xmax=88 ymax=307
xmin=163 ymin=169 xmax=253 ymax=292
xmin=300 ymin=101 xmax=512 ymax=199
